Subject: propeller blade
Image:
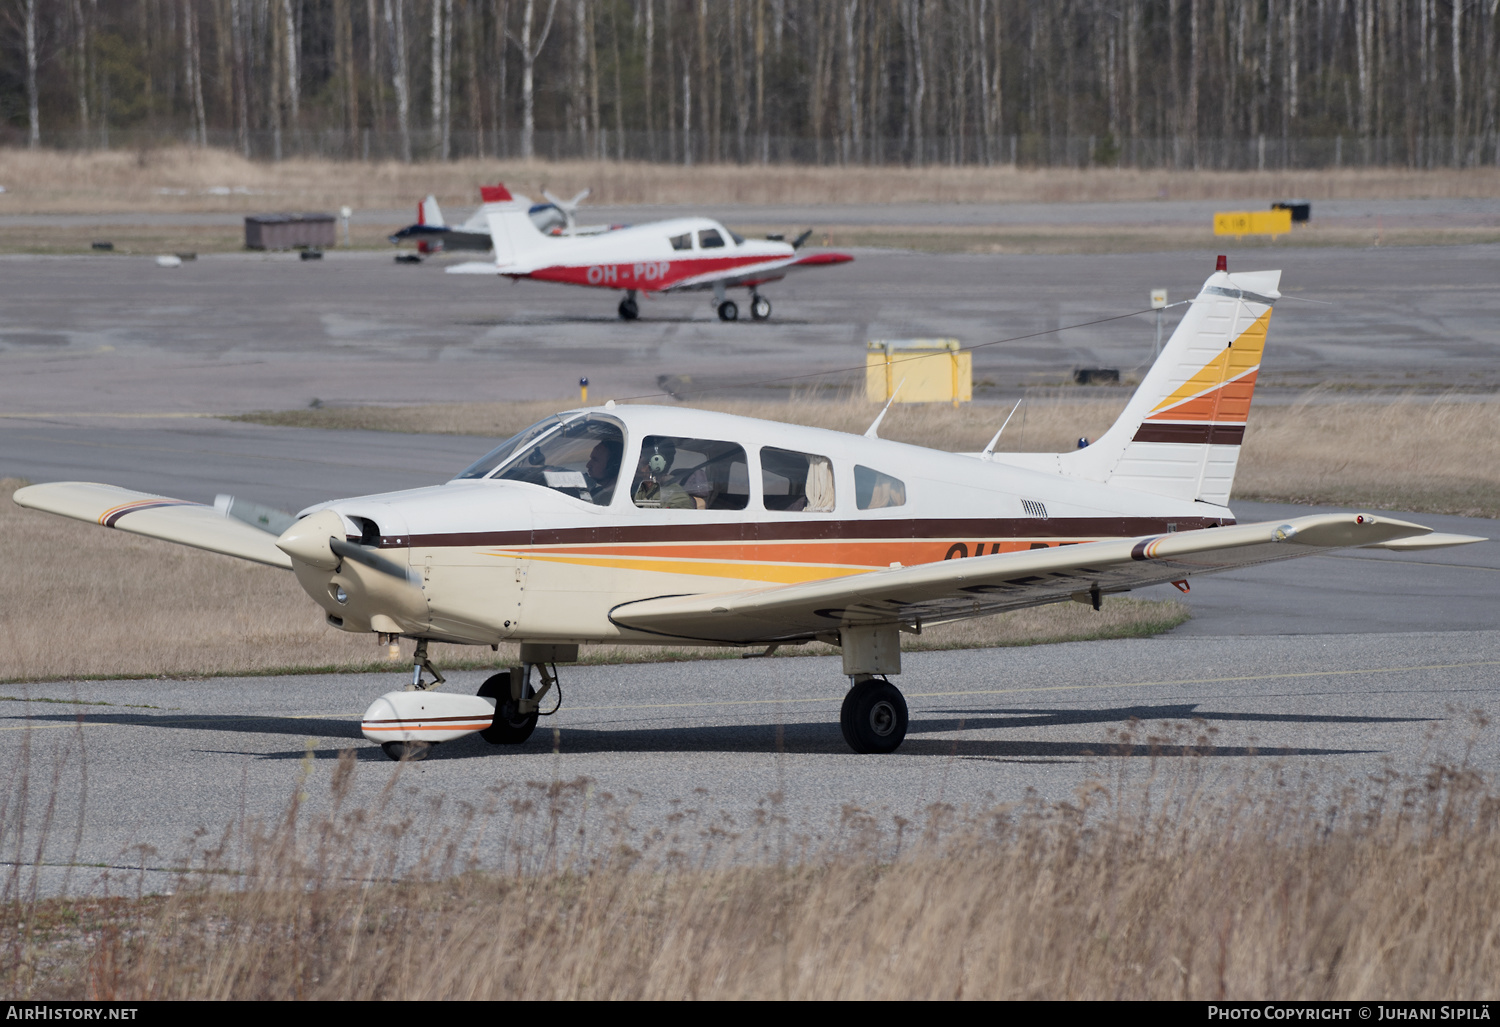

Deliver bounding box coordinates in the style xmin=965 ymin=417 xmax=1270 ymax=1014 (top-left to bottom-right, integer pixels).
xmin=541 ymin=188 xmax=564 ymax=208
xmin=791 ymin=229 xmax=814 ymax=249
xmin=567 ymin=188 xmax=591 ymax=208
xmin=215 ymin=495 xmax=296 ymax=536
xmin=330 ymin=537 xmax=421 ymax=585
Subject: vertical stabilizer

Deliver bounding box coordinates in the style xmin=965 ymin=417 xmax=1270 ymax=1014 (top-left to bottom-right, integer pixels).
xmin=486 ymin=202 xmax=550 ymax=270
xmin=417 ymin=195 xmax=444 ymax=227
xmin=1055 ymin=267 xmax=1280 ymax=505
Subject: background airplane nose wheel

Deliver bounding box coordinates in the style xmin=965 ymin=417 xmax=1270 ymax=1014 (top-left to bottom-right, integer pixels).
xmin=716 ymin=299 xmax=739 ymax=322
xmin=381 ymin=740 xmax=433 ymax=762
xmin=477 ymin=671 xmax=539 ymax=744
xmin=750 ymin=295 xmax=772 ymax=321
xmin=840 ymin=677 xmax=909 ymax=754
xmin=618 ymin=296 xmax=640 ymax=320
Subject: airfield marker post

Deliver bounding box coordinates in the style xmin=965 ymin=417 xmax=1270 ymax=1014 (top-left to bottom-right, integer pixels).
xmin=580 ymin=377 xmax=589 ymax=404
xmin=1151 ymin=288 xmax=1168 ymax=358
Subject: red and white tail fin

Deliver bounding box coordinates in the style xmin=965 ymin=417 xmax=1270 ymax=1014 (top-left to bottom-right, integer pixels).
xmin=1057 ymin=266 xmax=1280 ymax=506
xmin=417 ymin=195 xmax=444 ymax=228
xmin=481 ymin=182 xmax=549 ymax=270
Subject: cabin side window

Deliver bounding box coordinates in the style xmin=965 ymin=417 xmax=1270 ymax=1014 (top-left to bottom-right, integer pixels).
xmin=761 ymin=448 xmax=836 ymax=513
xmin=632 ymin=436 xmax=749 ymax=511
xmin=492 ymin=415 xmax=626 ymax=507
xmin=855 ymin=466 xmax=907 ymax=510
xmin=669 ymin=232 xmax=692 ymax=251
xmin=698 ymin=228 xmax=725 ymax=249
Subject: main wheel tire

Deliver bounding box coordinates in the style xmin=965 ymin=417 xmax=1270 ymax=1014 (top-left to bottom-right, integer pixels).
xmin=839 ymin=678 xmax=909 ymax=754
xmin=716 ymin=300 xmax=739 ymax=322
xmin=477 ymin=671 xmax=539 ymax=745
xmin=750 ymin=295 xmax=772 ymax=321
xmin=618 ymin=296 xmax=640 ymax=320
xmin=381 ymin=740 xmax=433 ymax=762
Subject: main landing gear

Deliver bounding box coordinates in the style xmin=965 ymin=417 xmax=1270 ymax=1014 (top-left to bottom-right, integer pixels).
xmin=750 ymin=293 xmax=772 ymax=321
xmin=617 ymin=290 xmax=640 ymax=321
xmin=840 ymin=677 xmax=909 ymax=754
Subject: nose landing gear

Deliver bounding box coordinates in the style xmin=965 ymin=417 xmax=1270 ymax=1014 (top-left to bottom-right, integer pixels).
xmin=750 ymin=294 xmax=772 ymax=321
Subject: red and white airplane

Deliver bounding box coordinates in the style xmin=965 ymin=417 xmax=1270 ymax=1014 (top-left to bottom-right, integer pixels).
xmin=445 ymin=183 xmax=853 ymax=322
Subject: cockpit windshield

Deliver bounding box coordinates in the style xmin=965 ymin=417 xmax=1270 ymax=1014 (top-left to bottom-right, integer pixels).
xmin=492 ymin=415 xmax=626 ymax=506
xmin=454 ymin=416 xmax=564 ymax=480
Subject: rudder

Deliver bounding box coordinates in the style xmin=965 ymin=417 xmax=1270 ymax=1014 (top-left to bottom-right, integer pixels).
xmin=1057 ymin=267 xmax=1280 ymax=506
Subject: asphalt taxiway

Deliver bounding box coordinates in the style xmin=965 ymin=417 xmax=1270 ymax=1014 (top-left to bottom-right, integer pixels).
xmin=1 ymin=227 xmax=1496 ymax=893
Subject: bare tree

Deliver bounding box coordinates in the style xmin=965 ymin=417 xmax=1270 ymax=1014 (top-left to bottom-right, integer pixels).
xmin=507 ymin=0 xmax=558 ymax=160
xmin=24 ymin=0 xmax=38 ymax=147
xmin=385 ymin=0 xmax=412 ymax=161
xmin=184 ymin=0 xmax=208 ymax=146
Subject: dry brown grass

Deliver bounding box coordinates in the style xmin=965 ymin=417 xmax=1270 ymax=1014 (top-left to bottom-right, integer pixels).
xmin=1 ymin=478 xmax=1184 ymax=683
xmin=238 ymin=392 xmax=1500 ymax=518
xmin=2 ymin=145 xmax=1499 ymax=214
xmin=10 ymin=733 xmax=1500 ymax=1000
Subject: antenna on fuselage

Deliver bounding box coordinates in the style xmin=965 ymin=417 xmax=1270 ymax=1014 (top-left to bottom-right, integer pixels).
xmin=981 ymin=398 xmax=1025 ymax=460
xmin=864 ymin=379 xmax=905 ymax=439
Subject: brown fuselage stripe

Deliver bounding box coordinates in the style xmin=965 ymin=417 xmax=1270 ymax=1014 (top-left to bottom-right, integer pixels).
xmin=103 ymin=500 xmax=198 ymax=528
xmin=384 ymin=515 xmax=1231 ymax=550
xmin=1132 ymin=423 xmax=1246 ymax=445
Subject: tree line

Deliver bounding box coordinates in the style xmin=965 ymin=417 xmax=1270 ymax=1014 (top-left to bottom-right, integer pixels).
xmin=5 ymin=0 xmax=1498 ymax=168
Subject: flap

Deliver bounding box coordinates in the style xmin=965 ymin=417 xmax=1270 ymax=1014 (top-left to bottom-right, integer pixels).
xmin=14 ymin=482 xmax=293 ymax=570
xmin=609 ymin=513 xmax=1457 ymax=644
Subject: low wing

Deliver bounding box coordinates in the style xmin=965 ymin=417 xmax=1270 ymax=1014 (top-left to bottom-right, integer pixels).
xmin=658 ymin=252 xmax=855 ymax=293
xmin=387 ymin=224 xmax=493 ymax=251
xmin=13 ymin=482 xmax=293 ymax=570
xmin=609 ymin=513 xmax=1484 ymax=644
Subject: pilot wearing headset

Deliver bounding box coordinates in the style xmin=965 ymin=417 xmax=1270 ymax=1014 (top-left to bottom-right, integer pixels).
xmin=632 ymin=439 xmax=711 ymax=509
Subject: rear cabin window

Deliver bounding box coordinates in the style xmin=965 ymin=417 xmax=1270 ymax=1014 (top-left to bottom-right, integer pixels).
xmin=729 ymin=230 xmax=746 ymax=245
xmin=698 ymin=229 xmax=725 ymax=249
xmin=632 ymin=436 xmax=749 ymax=511
xmin=669 ymin=232 xmax=692 ymax=251
xmin=761 ymin=448 xmax=836 ymax=512
xmin=855 ymin=466 xmax=907 ymax=510
xmin=491 ymin=415 xmax=626 ymax=507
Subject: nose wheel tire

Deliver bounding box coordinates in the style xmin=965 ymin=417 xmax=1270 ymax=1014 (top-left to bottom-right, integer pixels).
xmin=618 ymin=296 xmax=640 ymax=320
xmin=716 ymin=300 xmax=739 ymax=322
xmin=477 ymin=671 xmax=539 ymax=744
xmin=840 ymin=678 xmax=909 ymax=754
xmin=750 ymin=295 xmax=772 ymax=321
xmin=381 ymin=740 xmax=433 ymax=762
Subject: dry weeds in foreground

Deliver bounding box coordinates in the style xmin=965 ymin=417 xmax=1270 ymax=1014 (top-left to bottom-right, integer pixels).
xmin=8 ymin=729 xmax=1500 ymax=999
xmin=241 ymin=392 xmax=1500 ymax=518
xmin=1 ymin=478 xmax=1183 ymax=683
xmin=2 ymin=146 xmax=1499 ymax=214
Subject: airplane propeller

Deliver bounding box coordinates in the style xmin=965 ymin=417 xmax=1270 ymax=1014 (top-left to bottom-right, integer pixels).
xmin=541 ymin=187 xmax=592 ymax=234
xmin=791 ymin=229 xmax=814 ymax=249
xmin=329 ymin=537 xmax=421 ymax=585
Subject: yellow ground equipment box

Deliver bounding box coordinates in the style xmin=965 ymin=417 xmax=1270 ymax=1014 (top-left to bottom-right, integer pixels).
xmin=1213 ymin=208 xmax=1292 ymax=239
xmin=865 ymin=339 xmax=973 ymax=406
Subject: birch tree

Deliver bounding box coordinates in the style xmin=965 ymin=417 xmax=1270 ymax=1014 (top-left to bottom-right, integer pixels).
xmin=508 ymin=0 xmax=558 ymax=159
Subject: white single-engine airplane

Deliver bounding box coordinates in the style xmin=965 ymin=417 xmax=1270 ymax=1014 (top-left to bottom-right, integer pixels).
xmin=389 ymin=184 xmax=606 ymax=255
xmin=14 ymin=263 xmax=1483 ymax=760
xmin=443 ymin=182 xmax=852 ymax=322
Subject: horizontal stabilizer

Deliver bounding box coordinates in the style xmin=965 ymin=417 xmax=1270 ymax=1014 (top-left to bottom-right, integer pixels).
xmin=1362 ymin=532 xmax=1489 ymax=551
xmin=14 ymin=482 xmax=293 ymax=569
